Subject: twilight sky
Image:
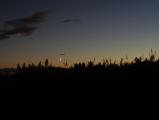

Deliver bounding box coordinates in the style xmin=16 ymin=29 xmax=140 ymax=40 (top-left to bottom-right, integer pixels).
xmin=1 ymin=0 xmax=159 ymax=67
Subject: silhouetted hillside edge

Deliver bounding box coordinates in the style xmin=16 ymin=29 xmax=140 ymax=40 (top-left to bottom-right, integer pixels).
xmin=0 ymin=51 xmax=159 ymax=87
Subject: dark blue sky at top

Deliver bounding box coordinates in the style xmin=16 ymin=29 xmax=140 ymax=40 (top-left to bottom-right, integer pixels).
xmin=1 ymin=0 xmax=159 ymax=67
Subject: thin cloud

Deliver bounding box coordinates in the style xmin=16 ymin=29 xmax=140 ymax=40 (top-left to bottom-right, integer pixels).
xmin=59 ymin=19 xmax=81 ymax=23
xmin=0 ymin=11 xmax=50 ymax=40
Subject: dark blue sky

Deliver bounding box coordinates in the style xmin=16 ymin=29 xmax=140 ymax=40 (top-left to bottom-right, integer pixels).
xmin=1 ymin=0 xmax=159 ymax=67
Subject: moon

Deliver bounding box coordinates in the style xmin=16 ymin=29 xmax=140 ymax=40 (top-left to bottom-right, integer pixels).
xmin=59 ymin=58 xmax=62 ymax=62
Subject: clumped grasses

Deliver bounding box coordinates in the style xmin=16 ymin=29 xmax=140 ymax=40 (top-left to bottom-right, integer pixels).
xmin=0 ymin=50 xmax=159 ymax=88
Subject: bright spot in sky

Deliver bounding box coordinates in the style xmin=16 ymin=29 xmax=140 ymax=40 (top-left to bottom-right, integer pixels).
xmin=59 ymin=58 xmax=62 ymax=62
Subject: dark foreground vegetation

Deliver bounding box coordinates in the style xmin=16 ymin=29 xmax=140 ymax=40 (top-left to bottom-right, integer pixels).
xmin=0 ymin=51 xmax=159 ymax=88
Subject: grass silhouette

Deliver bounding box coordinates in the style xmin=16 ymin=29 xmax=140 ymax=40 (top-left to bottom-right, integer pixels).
xmin=0 ymin=50 xmax=159 ymax=88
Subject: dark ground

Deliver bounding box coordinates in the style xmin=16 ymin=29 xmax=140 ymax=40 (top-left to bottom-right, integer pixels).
xmin=0 ymin=59 xmax=158 ymax=88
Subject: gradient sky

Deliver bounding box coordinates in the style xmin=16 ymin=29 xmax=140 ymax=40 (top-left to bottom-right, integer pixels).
xmin=1 ymin=0 xmax=159 ymax=67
